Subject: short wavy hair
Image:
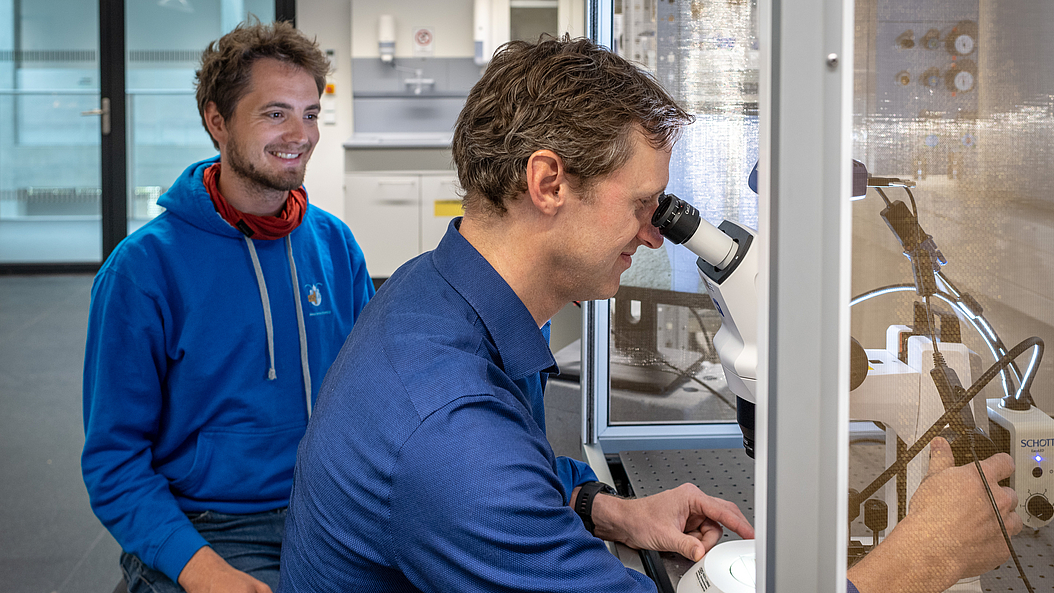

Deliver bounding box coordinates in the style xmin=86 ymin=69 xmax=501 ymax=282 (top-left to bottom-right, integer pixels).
xmin=195 ymin=19 xmax=330 ymax=149
xmin=452 ymin=36 xmax=693 ymax=215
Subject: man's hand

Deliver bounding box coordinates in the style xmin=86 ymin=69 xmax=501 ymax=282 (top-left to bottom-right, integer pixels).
xmin=848 ymin=437 xmax=1021 ymax=593
xmin=178 ymin=546 xmax=272 ymax=593
xmin=586 ymin=482 xmax=755 ymax=562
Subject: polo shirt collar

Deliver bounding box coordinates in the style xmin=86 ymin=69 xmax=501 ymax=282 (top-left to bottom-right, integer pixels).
xmin=433 ymin=218 xmax=558 ymax=380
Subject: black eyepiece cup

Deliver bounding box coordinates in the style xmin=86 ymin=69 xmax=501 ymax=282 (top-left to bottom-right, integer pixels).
xmin=651 ymin=193 xmax=701 ymax=245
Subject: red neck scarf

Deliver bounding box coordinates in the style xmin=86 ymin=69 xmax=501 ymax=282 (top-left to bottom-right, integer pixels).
xmin=203 ymin=163 xmax=306 ymax=240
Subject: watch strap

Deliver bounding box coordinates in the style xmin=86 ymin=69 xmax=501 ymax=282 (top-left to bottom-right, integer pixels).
xmin=574 ymin=481 xmax=617 ymax=535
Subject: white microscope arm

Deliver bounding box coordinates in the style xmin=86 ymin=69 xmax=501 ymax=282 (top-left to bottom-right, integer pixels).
xmin=652 ymin=193 xmax=760 ymax=453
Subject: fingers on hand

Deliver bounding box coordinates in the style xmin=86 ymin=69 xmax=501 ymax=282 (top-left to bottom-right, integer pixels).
xmin=1004 ymin=509 xmax=1024 ymax=537
xmin=699 ymin=527 xmax=722 ymax=555
xmin=927 ymin=437 xmax=954 ymax=474
xmin=720 ymin=502 xmax=754 ymax=539
xmin=980 ymin=452 xmax=1015 ymax=483
xmin=1000 ymin=486 xmax=1019 ymax=514
xmin=688 ymin=493 xmax=754 ymax=540
xmin=678 ymin=527 xmax=716 ymax=562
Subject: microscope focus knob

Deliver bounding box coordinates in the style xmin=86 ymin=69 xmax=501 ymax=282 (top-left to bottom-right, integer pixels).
xmin=1026 ymin=495 xmax=1054 ymax=522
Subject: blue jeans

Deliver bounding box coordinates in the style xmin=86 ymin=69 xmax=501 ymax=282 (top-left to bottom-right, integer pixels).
xmin=120 ymin=508 xmax=286 ymax=593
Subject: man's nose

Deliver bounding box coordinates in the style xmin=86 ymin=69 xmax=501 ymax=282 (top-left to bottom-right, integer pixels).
xmin=281 ymin=117 xmax=310 ymax=144
xmin=638 ymin=218 xmax=664 ymax=249
xmin=638 ymin=202 xmax=664 ymax=249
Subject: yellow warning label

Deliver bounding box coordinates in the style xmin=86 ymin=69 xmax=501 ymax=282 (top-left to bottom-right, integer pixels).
xmin=434 ymin=200 xmax=464 ymax=217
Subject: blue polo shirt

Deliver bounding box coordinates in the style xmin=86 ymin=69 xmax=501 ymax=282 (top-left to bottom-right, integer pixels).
xmin=279 ymin=219 xmax=656 ymax=592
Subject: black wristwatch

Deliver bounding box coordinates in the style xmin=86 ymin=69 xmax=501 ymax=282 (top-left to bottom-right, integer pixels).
xmin=574 ymin=481 xmax=618 ymax=535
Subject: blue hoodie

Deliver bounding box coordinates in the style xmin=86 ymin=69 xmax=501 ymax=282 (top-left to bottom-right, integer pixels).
xmin=82 ymin=156 xmax=374 ymax=582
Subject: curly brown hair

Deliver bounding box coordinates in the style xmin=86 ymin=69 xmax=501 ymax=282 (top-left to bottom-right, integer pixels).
xmin=195 ymin=19 xmax=330 ymax=149
xmin=452 ymin=36 xmax=693 ymax=215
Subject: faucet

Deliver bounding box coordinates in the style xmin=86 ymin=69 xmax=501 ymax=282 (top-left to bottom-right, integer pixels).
xmin=402 ymin=69 xmax=435 ymax=95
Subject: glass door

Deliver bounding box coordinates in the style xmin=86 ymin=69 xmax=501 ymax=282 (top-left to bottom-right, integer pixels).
xmin=0 ymin=0 xmax=101 ymax=263
xmin=0 ymin=0 xmax=287 ymax=268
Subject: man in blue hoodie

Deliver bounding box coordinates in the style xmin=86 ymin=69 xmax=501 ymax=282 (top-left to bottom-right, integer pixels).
xmin=81 ymin=20 xmax=374 ymax=593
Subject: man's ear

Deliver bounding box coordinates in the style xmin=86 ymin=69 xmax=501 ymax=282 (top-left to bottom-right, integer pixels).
xmin=203 ymin=101 xmax=228 ymax=150
xmin=524 ymin=150 xmax=566 ymax=216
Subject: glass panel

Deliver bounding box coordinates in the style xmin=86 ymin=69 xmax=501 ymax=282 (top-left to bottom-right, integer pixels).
xmin=850 ymin=0 xmax=1054 ymax=585
xmin=605 ymin=0 xmax=758 ymax=425
xmin=125 ymin=0 xmax=274 ymax=234
xmin=511 ymin=1 xmax=559 ymax=42
xmin=0 ymin=0 xmax=101 ymax=263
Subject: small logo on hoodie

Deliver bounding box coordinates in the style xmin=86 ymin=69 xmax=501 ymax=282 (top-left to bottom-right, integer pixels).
xmin=305 ymin=283 xmax=323 ymax=307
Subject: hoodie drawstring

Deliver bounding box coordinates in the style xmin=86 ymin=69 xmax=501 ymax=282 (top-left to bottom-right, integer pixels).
xmin=285 ymin=236 xmax=312 ymax=418
xmin=244 ymin=236 xmax=313 ymax=418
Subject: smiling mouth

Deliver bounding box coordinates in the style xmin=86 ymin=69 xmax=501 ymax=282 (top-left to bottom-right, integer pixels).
xmin=270 ymin=151 xmax=302 ymax=160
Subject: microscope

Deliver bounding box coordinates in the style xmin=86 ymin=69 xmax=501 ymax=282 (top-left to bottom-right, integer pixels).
xmin=650 ymin=172 xmax=1051 ymax=593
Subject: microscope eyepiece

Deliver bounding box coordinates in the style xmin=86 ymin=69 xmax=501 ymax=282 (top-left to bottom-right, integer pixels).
xmin=652 ymin=193 xmax=701 ymax=245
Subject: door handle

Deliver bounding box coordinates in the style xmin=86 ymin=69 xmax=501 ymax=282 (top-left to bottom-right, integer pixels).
xmin=80 ymin=97 xmax=111 ymax=135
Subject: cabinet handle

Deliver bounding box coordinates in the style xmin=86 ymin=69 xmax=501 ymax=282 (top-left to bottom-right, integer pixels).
xmin=376 ymin=180 xmax=418 ymax=186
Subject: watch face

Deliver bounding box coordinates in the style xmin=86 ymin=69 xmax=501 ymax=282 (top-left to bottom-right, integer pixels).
xmin=955 ymin=34 xmax=975 ymax=55
xmin=954 ymin=70 xmax=974 ymax=92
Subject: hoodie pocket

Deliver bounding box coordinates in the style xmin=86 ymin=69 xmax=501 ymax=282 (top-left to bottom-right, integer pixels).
xmin=167 ymin=423 xmax=304 ymax=503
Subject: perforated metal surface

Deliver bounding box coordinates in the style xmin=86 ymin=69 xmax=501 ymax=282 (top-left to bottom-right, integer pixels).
xmin=620 ymin=449 xmax=755 ymax=590
xmin=620 ymin=447 xmax=1054 ymax=591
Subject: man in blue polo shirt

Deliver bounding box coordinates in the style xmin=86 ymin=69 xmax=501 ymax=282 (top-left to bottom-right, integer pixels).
xmin=279 ymin=36 xmax=1020 ymax=593
xmin=279 ymin=36 xmax=751 ymax=592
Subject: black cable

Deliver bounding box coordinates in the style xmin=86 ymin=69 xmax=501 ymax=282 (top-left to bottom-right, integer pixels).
xmin=924 ymin=295 xmax=941 ymax=355
xmin=873 ymin=183 xmax=1037 ymax=589
xmin=905 ymin=186 xmax=920 ymax=220
xmin=640 ymin=549 xmax=675 ymax=593
xmin=851 ymin=336 xmax=1044 ymax=506
xmin=969 ymin=436 xmax=1035 ymax=593
xmin=849 ymin=338 xmax=1043 ymax=591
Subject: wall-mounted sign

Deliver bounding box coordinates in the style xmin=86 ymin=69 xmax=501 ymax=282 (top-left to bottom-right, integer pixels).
xmin=412 ymin=27 xmax=434 ymax=57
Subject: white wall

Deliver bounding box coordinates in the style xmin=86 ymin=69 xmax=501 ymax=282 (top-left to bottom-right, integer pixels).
xmin=296 ymin=0 xmax=584 ymax=218
xmin=297 ymin=0 xmax=355 ymax=218
xmin=298 ymin=0 xmax=479 ymax=218
xmin=297 ymin=0 xmax=484 ymax=218
xmin=350 ymin=0 xmax=477 ymax=59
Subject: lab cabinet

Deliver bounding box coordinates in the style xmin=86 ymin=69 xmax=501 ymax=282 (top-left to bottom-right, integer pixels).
xmin=344 ymin=173 xmax=462 ymax=278
xmin=419 ymin=175 xmax=463 ymax=254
